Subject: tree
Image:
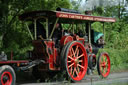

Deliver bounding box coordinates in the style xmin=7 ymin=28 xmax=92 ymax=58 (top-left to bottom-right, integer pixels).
xmin=70 ymin=0 xmax=82 ymax=10
xmin=0 ymin=0 xmax=71 ymax=58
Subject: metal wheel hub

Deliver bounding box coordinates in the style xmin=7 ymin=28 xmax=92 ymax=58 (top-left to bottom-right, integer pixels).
xmin=3 ymin=75 xmax=9 ymax=83
xmin=102 ymin=62 xmax=106 ymax=67
xmin=73 ymin=57 xmax=79 ymax=67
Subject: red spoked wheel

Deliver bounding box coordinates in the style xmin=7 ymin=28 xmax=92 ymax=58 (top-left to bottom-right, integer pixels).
xmin=0 ymin=65 xmax=16 ymax=85
xmin=62 ymin=41 xmax=88 ymax=82
xmin=97 ymin=52 xmax=111 ymax=78
xmin=1 ymin=72 xmax=12 ymax=85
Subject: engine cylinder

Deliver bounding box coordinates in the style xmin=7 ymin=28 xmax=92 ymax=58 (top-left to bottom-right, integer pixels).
xmin=88 ymin=54 xmax=96 ymax=70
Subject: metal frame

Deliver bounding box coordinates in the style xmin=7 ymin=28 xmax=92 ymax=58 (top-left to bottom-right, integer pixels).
xmin=25 ymin=17 xmax=49 ymax=40
xmin=49 ymin=18 xmax=59 ymax=39
xmin=103 ymin=22 xmax=105 ymax=40
xmin=88 ymin=22 xmax=91 ymax=44
xmin=46 ymin=18 xmax=49 ymax=39
xmin=24 ymin=12 xmax=107 ymax=42
xmin=34 ymin=19 xmax=37 ymax=40
xmin=72 ymin=22 xmax=74 ymax=34
xmin=25 ymin=23 xmax=34 ymax=40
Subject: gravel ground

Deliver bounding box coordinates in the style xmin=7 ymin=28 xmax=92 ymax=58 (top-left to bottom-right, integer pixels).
xmin=16 ymin=71 xmax=128 ymax=85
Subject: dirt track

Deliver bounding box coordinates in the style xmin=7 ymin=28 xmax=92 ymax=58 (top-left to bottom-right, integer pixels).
xmin=16 ymin=71 xmax=128 ymax=85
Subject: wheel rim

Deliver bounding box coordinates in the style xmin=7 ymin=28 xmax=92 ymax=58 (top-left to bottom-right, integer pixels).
xmin=66 ymin=42 xmax=88 ymax=81
xmin=99 ymin=53 xmax=111 ymax=78
xmin=1 ymin=71 xmax=12 ymax=85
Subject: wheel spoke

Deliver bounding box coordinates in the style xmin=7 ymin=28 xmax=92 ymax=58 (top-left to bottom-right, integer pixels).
xmin=79 ymin=60 xmax=83 ymax=62
xmin=70 ymin=66 xmax=73 ymax=75
xmin=68 ymin=56 xmax=74 ymax=60
xmin=107 ymin=66 xmax=109 ymax=72
xmin=68 ymin=60 xmax=72 ymax=63
xmin=77 ymin=65 xmax=80 ymax=73
xmin=105 ymin=62 xmax=108 ymax=66
xmin=78 ymin=64 xmax=85 ymax=70
xmin=103 ymin=55 xmax=105 ymax=62
xmin=103 ymin=67 xmax=106 ymax=74
xmin=76 ymin=49 xmax=79 ymax=57
xmin=77 ymin=53 xmax=84 ymax=59
xmin=68 ymin=63 xmax=74 ymax=68
xmin=105 ymin=67 xmax=107 ymax=73
xmin=69 ymin=49 xmax=73 ymax=57
xmin=101 ymin=56 xmax=104 ymax=62
xmin=100 ymin=66 xmax=103 ymax=73
xmin=74 ymin=46 xmax=79 ymax=56
xmin=71 ymin=48 xmax=75 ymax=57
xmin=73 ymin=67 xmax=75 ymax=76
xmin=75 ymin=67 xmax=79 ymax=77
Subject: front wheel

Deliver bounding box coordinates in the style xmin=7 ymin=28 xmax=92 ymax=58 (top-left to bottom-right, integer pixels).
xmin=97 ymin=52 xmax=111 ymax=78
xmin=62 ymin=41 xmax=88 ymax=82
xmin=0 ymin=65 xmax=16 ymax=85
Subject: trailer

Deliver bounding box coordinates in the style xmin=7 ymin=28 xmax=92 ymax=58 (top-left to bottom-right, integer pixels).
xmin=0 ymin=8 xmax=116 ymax=85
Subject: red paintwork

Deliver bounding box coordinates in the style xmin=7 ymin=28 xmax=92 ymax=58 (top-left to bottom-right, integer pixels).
xmin=0 ymin=60 xmax=29 ymax=64
xmin=89 ymin=54 xmax=96 ymax=58
xmin=73 ymin=34 xmax=79 ymax=40
xmin=99 ymin=53 xmax=111 ymax=78
xmin=60 ymin=36 xmax=73 ymax=46
xmin=78 ymin=38 xmax=85 ymax=45
xmin=66 ymin=41 xmax=88 ymax=81
xmin=1 ymin=71 xmax=12 ymax=85
xmin=54 ymin=48 xmax=57 ymax=65
xmin=44 ymin=41 xmax=54 ymax=70
xmin=44 ymin=41 xmax=59 ymax=70
xmin=19 ymin=10 xmax=116 ymax=22
xmin=73 ymin=35 xmax=85 ymax=45
xmin=56 ymin=12 xmax=116 ymax=22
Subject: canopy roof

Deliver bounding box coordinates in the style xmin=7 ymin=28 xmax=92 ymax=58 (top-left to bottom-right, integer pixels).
xmin=19 ymin=10 xmax=116 ymax=23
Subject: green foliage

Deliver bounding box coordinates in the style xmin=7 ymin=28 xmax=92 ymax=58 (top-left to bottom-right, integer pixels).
xmin=104 ymin=20 xmax=128 ymax=49
xmin=0 ymin=0 xmax=71 ymax=59
xmin=70 ymin=0 xmax=82 ymax=10
xmin=92 ymin=22 xmax=103 ymax=32
xmin=24 ymin=0 xmax=71 ymax=11
xmin=46 ymin=0 xmax=71 ymax=10
xmin=93 ymin=5 xmax=128 ymax=71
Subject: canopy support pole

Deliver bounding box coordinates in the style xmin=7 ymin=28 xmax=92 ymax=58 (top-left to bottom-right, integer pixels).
xmin=72 ymin=22 xmax=74 ymax=34
xmin=25 ymin=23 xmax=34 ymax=40
xmin=103 ymin=22 xmax=105 ymax=40
xmin=34 ymin=19 xmax=37 ymax=40
xmin=46 ymin=18 xmax=48 ymax=39
xmin=49 ymin=18 xmax=59 ymax=39
xmin=89 ymin=22 xmax=91 ymax=44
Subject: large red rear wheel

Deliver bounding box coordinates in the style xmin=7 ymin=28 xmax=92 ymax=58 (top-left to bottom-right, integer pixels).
xmin=97 ymin=52 xmax=111 ymax=78
xmin=62 ymin=41 xmax=88 ymax=82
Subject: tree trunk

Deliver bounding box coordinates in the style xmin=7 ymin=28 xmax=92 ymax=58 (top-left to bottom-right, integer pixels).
xmin=0 ymin=35 xmax=3 ymax=48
